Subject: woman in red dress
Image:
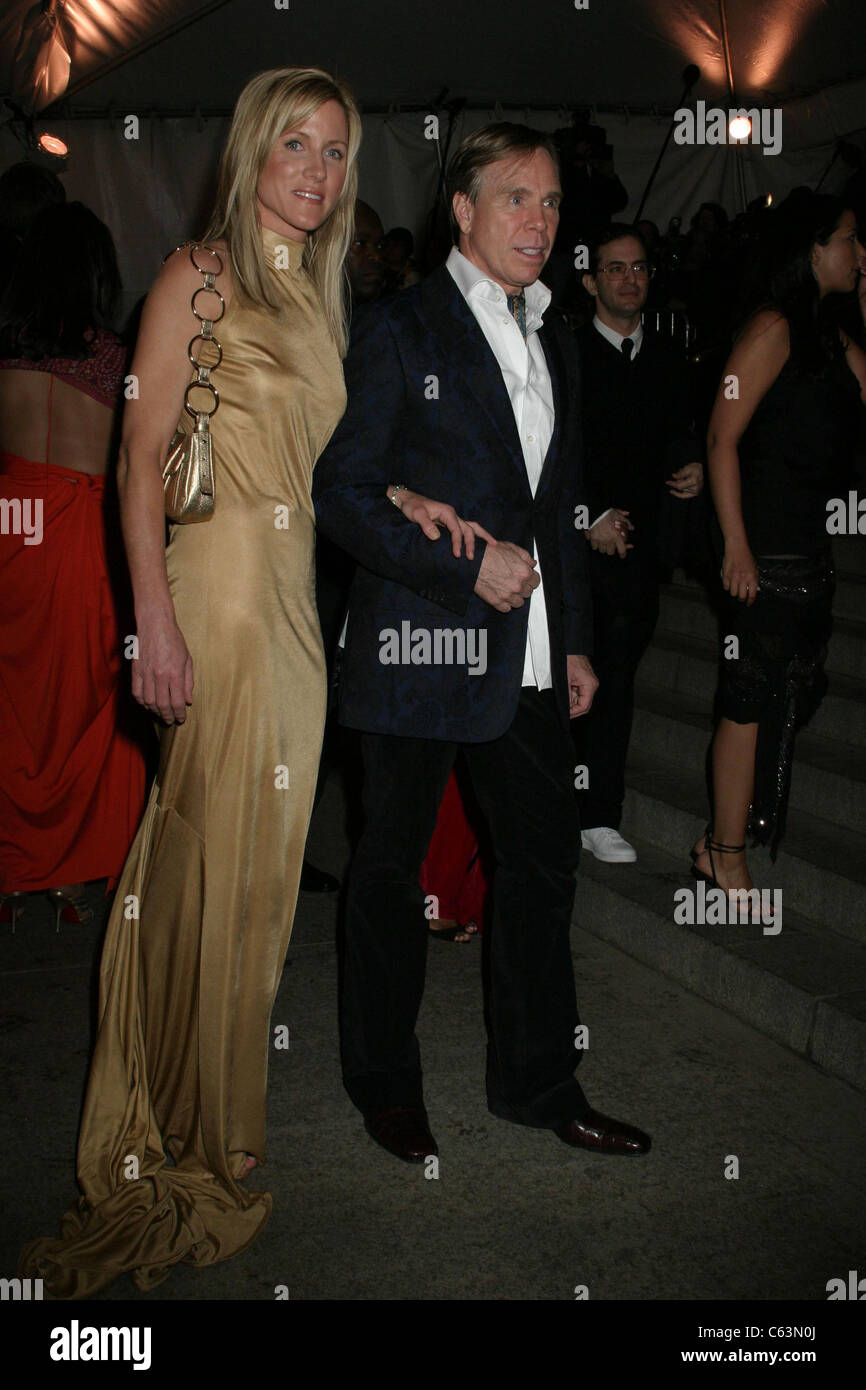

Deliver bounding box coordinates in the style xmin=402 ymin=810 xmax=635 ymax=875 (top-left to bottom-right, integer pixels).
xmin=0 ymin=202 xmax=149 ymax=928
xmin=420 ymin=765 xmax=491 ymax=942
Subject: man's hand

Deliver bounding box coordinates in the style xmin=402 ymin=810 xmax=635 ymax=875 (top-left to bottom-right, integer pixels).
xmin=388 ymin=486 xmax=497 ymax=559
xmin=666 ymin=462 xmax=703 ymax=498
xmin=567 ymin=654 xmax=598 ymax=718
xmin=586 ymin=508 xmax=633 ymax=558
xmin=474 ymin=541 xmax=539 ymax=613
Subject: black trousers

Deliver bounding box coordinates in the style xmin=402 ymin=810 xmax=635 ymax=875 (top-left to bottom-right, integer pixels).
xmin=340 ymin=688 xmax=589 ymax=1127
xmin=574 ymin=572 xmax=659 ymax=831
xmin=309 ymin=535 xmax=355 ymax=814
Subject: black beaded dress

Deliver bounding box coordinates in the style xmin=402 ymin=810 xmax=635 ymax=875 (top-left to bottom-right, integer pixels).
xmin=716 ymin=341 xmax=862 ymax=853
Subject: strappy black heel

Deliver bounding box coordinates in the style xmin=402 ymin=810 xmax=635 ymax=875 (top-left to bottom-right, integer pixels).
xmin=691 ymin=825 xmax=745 ymax=888
xmin=690 ymin=825 xmax=775 ymax=921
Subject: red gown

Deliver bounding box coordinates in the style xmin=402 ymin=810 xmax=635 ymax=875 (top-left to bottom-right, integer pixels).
xmin=0 ymin=331 xmax=149 ymax=892
xmin=419 ymin=767 xmax=492 ymax=929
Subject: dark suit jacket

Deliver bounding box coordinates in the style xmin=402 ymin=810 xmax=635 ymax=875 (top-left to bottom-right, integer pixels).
xmin=577 ymin=322 xmax=699 ymax=588
xmin=312 ymin=264 xmax=592 ymax=742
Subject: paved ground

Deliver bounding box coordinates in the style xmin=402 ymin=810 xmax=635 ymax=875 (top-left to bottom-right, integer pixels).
xmin=2 ymin=763 xmax=865 ymax=1303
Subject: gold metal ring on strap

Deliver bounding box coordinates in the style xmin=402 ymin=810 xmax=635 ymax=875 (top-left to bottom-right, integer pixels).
xmin=183 ymin=379 xmax=219 ymax=421
xmin=187 ymin=332 xmax=223 ymax=371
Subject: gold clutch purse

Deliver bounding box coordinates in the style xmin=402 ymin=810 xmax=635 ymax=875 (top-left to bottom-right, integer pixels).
xmin=162 ymin=242 xmax=224 ymax=524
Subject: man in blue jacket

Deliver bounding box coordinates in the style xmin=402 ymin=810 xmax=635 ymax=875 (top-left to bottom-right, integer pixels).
xmin=313 ymin=123 xmax=650 ymax=1164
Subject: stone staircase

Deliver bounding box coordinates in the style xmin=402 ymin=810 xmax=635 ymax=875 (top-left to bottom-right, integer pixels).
xmin=574 ymin=534 xmax=866 ymax=1092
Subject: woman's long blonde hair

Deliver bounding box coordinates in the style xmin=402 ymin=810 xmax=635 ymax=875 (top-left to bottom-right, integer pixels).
xmin=204 ymin=67 xmax=361 ymax=356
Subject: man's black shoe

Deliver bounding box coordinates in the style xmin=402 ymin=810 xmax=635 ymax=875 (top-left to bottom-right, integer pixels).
xmin=363 ymin=1106 xmax=438 ymax=1163
xmin=299 ymin=859 xmax=339 ymax=893
xmin=554 ymin=1110 xmax=651 ymax=1155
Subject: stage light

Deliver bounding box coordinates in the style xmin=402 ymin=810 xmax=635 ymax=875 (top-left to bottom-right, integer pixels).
xmin=729 ymin=114 xmax=752 ymax=141
xmin=37 ymin=132 xmax=68 ymax=158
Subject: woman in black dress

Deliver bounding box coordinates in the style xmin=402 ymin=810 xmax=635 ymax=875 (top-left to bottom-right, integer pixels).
xmin=693 ymin=194 xmax=866 ymax=894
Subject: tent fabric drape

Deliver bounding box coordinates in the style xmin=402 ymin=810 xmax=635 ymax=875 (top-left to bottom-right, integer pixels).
xmin=1 ymin=80 xmax=863 ymax=329
xmin=4 ymin=1 xmax=866 ymax=114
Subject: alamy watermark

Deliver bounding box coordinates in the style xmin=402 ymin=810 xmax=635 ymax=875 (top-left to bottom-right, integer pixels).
xmin=379 ymin=621 xmax=487 ymax=675
xmin=0 ymin=497 xmax=43 ymax=545
xmin=49 ymin=1321 xmax=151 ymax=1370
xmin=673 ymin=101 xmax=782 ymax=157
xmin=826 ymin=491 xmax=866 ymax=535
xmin=674 ymin=881 xmax=782 ymax=934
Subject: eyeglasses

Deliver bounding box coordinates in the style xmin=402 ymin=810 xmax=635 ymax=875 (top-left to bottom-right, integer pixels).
xmin=596 ymin=261 xmax=652 ymax=279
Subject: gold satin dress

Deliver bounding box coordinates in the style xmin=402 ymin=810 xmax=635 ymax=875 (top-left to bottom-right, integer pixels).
xmin=20 ymin=227 xmax=346 ymax=1297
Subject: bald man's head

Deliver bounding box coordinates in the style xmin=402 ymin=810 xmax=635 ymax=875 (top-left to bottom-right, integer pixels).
xmin=347 ymin=200 xmax=387 ymax=303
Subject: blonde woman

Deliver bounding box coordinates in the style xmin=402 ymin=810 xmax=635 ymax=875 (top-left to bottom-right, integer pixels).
xmin=21 ymin=67 xmax=361 ymax=1298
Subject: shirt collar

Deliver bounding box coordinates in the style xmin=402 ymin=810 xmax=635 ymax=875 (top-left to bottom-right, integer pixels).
xmin=593 ymin=313 xmax=644 ymax=356
xmin=447 ymin=246 xmax=551 ymax=334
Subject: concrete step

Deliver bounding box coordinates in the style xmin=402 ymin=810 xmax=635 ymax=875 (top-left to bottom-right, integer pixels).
xmin=639 ymin=630 xmax=866 ymax=750
xmin=829 ymin=570 xmax=866 ymax=622
xmin=632 ymin=686 xmax=866 ymax=836
xmin=657 ymin=581 xmax=866 ymax=681
xmin=833 ymin=534 xmax=866 ymax=578
xmin=574 ymin=835 xmax=866 ymax=1095
xmin=621 ymin=747 xmax=866 ymax=947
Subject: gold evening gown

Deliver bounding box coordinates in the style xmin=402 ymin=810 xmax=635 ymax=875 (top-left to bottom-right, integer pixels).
xmin=20 ymin=227 xmax=346 ymax=1297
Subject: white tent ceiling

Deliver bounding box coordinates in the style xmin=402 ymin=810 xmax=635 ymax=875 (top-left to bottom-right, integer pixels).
xmin=3 ymin=1 xmax=865 ymax=328
xmin=3 ymin=0 xmax=866 ymax=116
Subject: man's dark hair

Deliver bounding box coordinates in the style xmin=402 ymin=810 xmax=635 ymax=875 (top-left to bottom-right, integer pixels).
xmin=382 ymin=226 xmax=413 ymax=256
xmin=0 ymin=201 xmax=120 ymax=359
xmin=586 ymin=223 xmax=649 ymax=276
xmin=0 ymin=161 xmax=66 ymax=237
xmin=446 ymin=123 xmax=560 ymax=242
xmin=692 ymin=200 xmax=728 ymax=231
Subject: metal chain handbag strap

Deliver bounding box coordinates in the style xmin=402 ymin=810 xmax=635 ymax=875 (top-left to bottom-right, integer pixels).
xmin=162 ymin=242 xmax=225 ymax=523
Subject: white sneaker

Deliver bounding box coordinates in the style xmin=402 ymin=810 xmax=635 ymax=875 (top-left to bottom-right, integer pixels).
xmin=581 ymin=827 xmax=637 ymax=863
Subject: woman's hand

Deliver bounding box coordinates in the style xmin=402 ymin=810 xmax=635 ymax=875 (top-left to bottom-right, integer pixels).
xmin=722 ymin=541 xmax=759 ymax=606
xmin=391 ymin=487 xmax=498 ymax=559
xmin=586 ymin=508 xmax=633 ymax=557
xmin=132 ymin=613 xmax=194 ymax=723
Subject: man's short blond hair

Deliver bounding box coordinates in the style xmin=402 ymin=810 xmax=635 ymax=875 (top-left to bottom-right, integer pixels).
xmin=446 ymin=123 xmax=560 ymax=241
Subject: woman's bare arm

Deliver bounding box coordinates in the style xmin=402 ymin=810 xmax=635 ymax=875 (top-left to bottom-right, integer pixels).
xmin=706 ymin=309 xmax=789 ymax=605
xmin=117 ymin=246 xmax=228 ymax=722
xmin=383 ymin=483 xmax=498 ymax=558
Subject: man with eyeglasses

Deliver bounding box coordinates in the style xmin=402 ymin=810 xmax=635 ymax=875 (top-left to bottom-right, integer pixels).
xmin=575 ymin=223 xmax=703 ymax=864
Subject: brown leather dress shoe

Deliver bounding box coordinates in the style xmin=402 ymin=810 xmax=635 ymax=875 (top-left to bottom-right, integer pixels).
xmin=363 ymin=1106 xmax=438 ymax=1163
xmin=553 ymin=1109 xmax=651 ymax=1156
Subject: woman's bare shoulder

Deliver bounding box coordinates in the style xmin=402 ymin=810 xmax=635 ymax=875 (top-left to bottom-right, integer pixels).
xmin=151 ymin=240 xmax=233 ymax=309
xmin=735 ymin=308 xmax=790 ymax=352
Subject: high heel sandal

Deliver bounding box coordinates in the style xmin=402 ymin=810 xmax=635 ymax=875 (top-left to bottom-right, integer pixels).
xmin=691 ymin=825 xmax=745 ymax=888
xmin=46 ymin=885 xmax=94 ymax=933
xmin=0 ymin=891 xmax=27 ymax=933
xmin=691 ymin=828 xmax=774 ymax=921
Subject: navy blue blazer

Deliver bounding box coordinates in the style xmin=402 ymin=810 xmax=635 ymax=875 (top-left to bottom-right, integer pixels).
xmin=312 ymin=264 xmax=593 ymax=742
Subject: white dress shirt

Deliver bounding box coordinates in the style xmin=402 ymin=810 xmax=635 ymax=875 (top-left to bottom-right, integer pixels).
xmin=589 ymin=314 xmax=644 ymax=527
xmin=446 ymin=246 xmax=554 ymax=690
xmin=592 ymin=313 xmax=643 ymax=359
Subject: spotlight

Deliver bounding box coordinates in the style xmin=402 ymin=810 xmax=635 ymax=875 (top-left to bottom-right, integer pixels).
xmin=729 ymin=114 xmax=752 ymax=142
xmin=37 ymin=132 xmax=68 ymax=158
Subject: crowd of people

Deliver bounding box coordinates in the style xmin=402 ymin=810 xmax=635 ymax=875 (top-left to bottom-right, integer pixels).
xmin=1 ymin=66 xmax=864 ymax=1299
